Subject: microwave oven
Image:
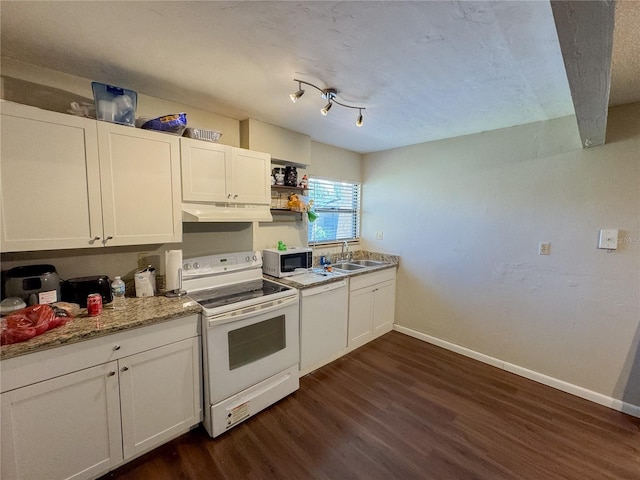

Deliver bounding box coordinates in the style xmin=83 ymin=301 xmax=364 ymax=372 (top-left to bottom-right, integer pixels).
xmin=262 ymin=247 xmax=313 ymax=278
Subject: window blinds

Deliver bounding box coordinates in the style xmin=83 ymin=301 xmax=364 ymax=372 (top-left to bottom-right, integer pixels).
xmin=307 ymin=178 xmax=361 ymax=243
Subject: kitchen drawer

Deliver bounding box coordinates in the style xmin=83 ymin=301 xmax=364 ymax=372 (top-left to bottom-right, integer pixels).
xmin=1 ymin=314 xmax=199 ymax=393
xmin=349 ymin=267 xmax=397 ymax=291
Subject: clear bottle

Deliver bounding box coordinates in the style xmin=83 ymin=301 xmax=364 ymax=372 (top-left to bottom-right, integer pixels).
xmin=111 ymin=276 xmax=126 ymax=310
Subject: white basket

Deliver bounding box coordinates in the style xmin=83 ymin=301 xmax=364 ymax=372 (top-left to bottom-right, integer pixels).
xmin=183 ymin=128 xmax=222 ymax=143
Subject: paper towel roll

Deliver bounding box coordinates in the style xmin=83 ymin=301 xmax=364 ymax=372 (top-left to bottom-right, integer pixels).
xmin=165 ymin=249 xmax=183 ymax=292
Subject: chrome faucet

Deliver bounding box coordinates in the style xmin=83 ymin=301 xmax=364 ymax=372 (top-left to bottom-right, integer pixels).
xmin=341 ymin=241 xmax=350 ymax=261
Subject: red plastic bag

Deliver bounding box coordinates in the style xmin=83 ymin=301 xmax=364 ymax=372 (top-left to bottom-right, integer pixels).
xmin=1 ymin=304 xmax=69 ymax=346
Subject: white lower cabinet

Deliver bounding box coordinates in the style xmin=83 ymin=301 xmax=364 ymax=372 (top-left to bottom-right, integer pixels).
xmin=0 ymin=315 xmax=201 ymax=480
xmin=119 ymin=337 xmax=201 ymax=460
xmin=1 ymin=362 xmax=123 ymax=480
xmin=347 ymin=268 xmax=397 ymax=352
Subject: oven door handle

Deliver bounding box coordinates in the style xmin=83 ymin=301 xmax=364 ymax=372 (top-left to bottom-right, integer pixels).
xmin=206 ymin=295 xmax=298 ymax=327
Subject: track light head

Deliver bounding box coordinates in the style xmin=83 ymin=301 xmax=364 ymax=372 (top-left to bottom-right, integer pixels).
xmin=290 ymin=81 xmax=305 ymax=103
xmin=290 ymin=89 xmax=305 ymax=103
xmin=356 ymin=110 xmax=363 ymax=127
xmin=321 ymin=101 xmax=332 ymax=116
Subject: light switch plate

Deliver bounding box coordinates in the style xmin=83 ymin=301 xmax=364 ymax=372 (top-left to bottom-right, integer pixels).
xmin=598 ymin=229 xmax=618 ymax=249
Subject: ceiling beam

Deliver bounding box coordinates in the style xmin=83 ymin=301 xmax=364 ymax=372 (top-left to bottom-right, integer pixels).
xmin=551 ymin=0 xmax=616 ymax=148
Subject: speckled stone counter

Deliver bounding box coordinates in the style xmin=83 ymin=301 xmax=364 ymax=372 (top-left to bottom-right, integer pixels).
xmin=269 ymin=250 xmax=400 ymax=289
xmin=315 ymin=250 xmax=400 ymax=267
xmin=1 ymin=296 xmax=202 ymax=360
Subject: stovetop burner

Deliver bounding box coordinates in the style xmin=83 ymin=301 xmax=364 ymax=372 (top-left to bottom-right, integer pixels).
xmin=181 ymin=251 xmax=297 ymax=315
xmin=188 ymin=278 xmax=292 ymax=311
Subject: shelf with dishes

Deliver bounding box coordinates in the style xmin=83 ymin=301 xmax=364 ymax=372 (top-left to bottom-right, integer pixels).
xmin=270 ymin=165 xmax=308 ymax=219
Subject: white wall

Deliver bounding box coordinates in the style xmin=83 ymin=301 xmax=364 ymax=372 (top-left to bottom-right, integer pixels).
xmin=308 ymin=141 xmax=362 ymax=182
xmin=362 ymin=103 xmax=640 ymax=408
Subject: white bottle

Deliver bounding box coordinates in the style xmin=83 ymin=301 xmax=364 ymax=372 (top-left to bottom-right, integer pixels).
xmin=111 ymin=276 xmax=126 ymax=310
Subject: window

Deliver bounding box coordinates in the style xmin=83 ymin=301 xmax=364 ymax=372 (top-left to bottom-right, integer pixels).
xmin=307 ymin=177 xmax=361 ymax=244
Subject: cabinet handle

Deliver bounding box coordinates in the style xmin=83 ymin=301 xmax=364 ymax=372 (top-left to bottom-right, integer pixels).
xmin=234 ymin=194 xmax=238 ymax=199
xmin=107 ymin=371 xmax=116 ymax=377
xmin=227 ymin=194 xmax=232 ymax=199
xmin=92 ymin=236 xmax=101 ymax=241
xmin=121 ymin=366 xmax=129 ymax=372
xmin=113 ymin=344 xmax=121 ymax=351
xmin=105 ymin=235 xmax=114 ymax=241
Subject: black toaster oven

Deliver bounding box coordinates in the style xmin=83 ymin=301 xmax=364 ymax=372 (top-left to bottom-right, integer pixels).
xmin=62 ymin=275 xmax=113 ymax=307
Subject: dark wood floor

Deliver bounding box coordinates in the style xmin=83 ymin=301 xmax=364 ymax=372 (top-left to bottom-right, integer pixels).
xmin=100 ymin=331 xmax=640 ymax=480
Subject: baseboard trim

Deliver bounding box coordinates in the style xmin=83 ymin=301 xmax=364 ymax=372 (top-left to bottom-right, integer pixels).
xmin=393 ymin=325 xmax=640 ymax=418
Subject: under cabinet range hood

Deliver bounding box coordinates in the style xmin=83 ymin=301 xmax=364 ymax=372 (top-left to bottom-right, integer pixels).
xmin=182 ymin=203 xmax=272 ymax=223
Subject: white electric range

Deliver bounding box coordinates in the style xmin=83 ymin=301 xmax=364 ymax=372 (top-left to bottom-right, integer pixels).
xmin=182 ymin=250 xmax=299 ymax=437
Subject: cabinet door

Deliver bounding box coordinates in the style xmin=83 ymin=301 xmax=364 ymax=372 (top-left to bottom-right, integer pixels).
xmin=97 ymin=122 xmax=182 ymax=245
xmin=372 ymin=279 xmax=396 ymax=336
xmin=180 ymin=138 xmax=231 ymax=202
xmin=348 ymin=287 xmax=375 ymax=351
xmin=229 ymin=148 xmax=271 ymax=205
xmin=0 ymin=102 xmax=103 ymax=252
xmin=119 ymin=337 xmax=201 ymax=460
xmin=0 ymin=362 xmax=122 ymax=480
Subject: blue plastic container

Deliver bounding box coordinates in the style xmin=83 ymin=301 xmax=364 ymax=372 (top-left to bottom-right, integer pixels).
xmin=91 ymin=82 xmax=137 ymax=126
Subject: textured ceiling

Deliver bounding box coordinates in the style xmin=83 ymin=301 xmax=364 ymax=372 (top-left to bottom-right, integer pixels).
xmin=610 ymin=0 xmax=640 ymax=106
xmin=1 ymin=1 xmax=638 ymax=154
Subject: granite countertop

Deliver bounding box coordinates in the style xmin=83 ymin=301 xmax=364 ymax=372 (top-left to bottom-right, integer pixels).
xmin=1 ymin=296 xmax=202 ymax=361
xmin=269 ymin=250 xmax=399 ymax=289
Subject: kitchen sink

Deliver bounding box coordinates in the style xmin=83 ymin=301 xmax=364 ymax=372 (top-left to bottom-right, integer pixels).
xmin=349 ymin=259 xmax=388 ymax=267
xmin=331 ymin=262 xmax=365 ymax=271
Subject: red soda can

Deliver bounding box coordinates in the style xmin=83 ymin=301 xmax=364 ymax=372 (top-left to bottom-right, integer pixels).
xmin=87 ymin=293 xmax=103 ymax=316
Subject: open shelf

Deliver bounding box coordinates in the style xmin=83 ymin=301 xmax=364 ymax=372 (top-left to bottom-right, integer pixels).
xmin=271 ymin=185 xmax=306 ymax=193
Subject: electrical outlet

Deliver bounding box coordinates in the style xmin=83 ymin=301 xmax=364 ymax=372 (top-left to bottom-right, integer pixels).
xmin=598 ymin=229 xmax=618 ymax=250
xmin=539 ymin=242 xmax=551 ymax=255
xmin=375 ymin=231 xmax=384 ymax=240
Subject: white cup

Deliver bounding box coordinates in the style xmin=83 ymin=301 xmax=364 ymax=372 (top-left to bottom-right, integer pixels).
xmin=97 ymin=100 xmax=115 ymax=122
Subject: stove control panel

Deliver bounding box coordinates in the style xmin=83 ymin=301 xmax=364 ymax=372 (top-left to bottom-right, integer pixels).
xmin=182 ymin=250 xmax=262 ymax=277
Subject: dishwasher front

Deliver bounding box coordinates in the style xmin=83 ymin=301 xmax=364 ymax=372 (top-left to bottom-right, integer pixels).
xmin=299 ymin=279 xmax=349 ymax=376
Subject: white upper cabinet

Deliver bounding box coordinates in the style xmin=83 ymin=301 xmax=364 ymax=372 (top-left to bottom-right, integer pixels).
xmin=230 ymin=147 xmax=271 ymax=205
xmin=180 ymin=137 xmax=270 ymax=205
xmin=180 ymin=139 xmax=230 ymax=203
xmin=96 ymin=122 xmax=182 ymax=246
xmin=0 ymin=102 xmax=182 ymax=252
xmin=1 ymin=102 xmax=103 ymax=251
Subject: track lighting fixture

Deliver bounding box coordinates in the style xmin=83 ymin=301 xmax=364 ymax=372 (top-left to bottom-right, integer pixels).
xmin=290 ymin=79 xmax=366 ymax=127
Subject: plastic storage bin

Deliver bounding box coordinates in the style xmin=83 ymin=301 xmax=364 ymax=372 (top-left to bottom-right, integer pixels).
xmin=91 ymin=82 xmax=137 ymax=126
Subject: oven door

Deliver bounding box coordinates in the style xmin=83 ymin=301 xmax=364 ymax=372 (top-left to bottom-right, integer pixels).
xmin=203 ymin=295 xmax=299 ymax=404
